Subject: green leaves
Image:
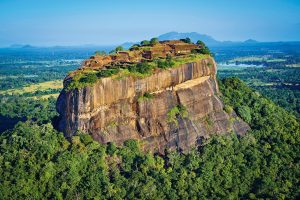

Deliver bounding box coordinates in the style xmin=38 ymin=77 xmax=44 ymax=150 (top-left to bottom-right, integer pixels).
xmin=97 ymin=68 xmax=119 ymax=78
xmin=220 ymin=77 xmax=300 ymax=199
xmin=236 ymin=105 xmax=252 ymax=123
xmin=128 ymin=62 xmax=153 ymax=75
xmin=79 ymin=73 xmax=97 ymax=84
xmin=1 ymin=77 xmax=299 ymax=199
xmin=167 ymin=105 xmax=188 ymax=125
xmin=138 ymin=92 xmax=153 ymax=102
xmin=150 ymin=38 xmax=159 ymax=46
xmin=140 ymin=40 xmax=150 ymax=46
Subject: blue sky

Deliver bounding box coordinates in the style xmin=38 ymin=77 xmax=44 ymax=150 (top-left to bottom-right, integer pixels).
xmin=0 ymin=0 xmax=299 ymax=46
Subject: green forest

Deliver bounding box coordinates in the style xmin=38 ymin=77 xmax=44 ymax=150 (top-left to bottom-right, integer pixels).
xmin=1 ymin=77 xmax=299 ymax=199
xmin=1 ymin=0 xmax=300 ymax=199
xmin=218 ymin=65 xmax=300 ymax=118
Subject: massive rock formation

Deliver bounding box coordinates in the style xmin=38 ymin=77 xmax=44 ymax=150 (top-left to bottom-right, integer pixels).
xmin=57 ymin=56 xmax=249 ymax=153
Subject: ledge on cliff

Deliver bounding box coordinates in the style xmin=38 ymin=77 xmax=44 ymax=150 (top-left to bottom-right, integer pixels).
xmin=56 ymin=40 xmax=250 ymax=153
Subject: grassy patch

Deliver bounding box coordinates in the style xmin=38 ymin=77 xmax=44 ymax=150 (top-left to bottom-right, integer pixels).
xmin=286 ymin=63 xmax=300 ymax=67
xmin=106 ymin=121 xmax=118 ymax=129
xmin=0 ymin=80 xmax=63 ymax=96
xmin=203 ymin=115 xmax=213 ymax=127
xmin=224 ymin=105 xmax=233 ymax=115
xmin=266 ymin=59 xmax=286 ymax=63
xmin=207 ymin=61 xmax=213 ymax=68
xmin=127 ymin=62 xmax=154 ymax=78
xmin=97 ymin=68 xmax=120 ymax=78
xmin=34 ymin=93 xmax=60 ymax=99
xmin=172 ymin=54 xmax=210 ymax=67
xmin=167 ymin=105 xmax=188 ymax=125
xmin=229 ymin=56 xmax=286 ymax=63
xmin=65 ymin=71 xmax=99 ymax=91
xmin=230 ymin=56 xmax=266 ymax=62
xmin=138 ymin=92 xmax=153 ymax=102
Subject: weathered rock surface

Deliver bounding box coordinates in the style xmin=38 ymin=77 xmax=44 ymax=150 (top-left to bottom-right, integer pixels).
xmin=57 ymin=57 xmax=249 ymax=153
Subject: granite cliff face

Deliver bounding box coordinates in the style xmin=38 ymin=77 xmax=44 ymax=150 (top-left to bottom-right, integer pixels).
xmin=57 ymin=56 xmax=249 ymax=153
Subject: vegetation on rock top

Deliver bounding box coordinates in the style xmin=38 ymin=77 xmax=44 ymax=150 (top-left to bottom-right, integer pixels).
xmin=65 ymin=53 xmax=210 ymax=91
xmin=64 ymin=38 xmax=211 ymax=91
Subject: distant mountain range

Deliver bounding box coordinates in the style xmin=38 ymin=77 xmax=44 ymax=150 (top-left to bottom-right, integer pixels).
xmin=3 ymin=44 xmax=115 ymax=52
xmin=6 ymin=32 xmax=299 ymax=50
xmin=158 ymin=32 xmax=224 ymax=46
xmin=121 ymin=31 xmax=260 ymax=48
xmin=9 ymin=44 xmax=36 ymax=49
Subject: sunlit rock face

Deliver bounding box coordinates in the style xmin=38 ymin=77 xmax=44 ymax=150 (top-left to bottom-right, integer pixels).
xmin=57 ymin=57 xmax=249 ymax=153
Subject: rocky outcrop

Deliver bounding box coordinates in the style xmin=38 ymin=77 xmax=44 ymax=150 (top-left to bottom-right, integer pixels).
xmin=57 ymin=57 xmax=249 ymax=153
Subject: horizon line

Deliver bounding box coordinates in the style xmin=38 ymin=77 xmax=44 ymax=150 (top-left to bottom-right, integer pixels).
xmin=2 ymin=40 xmax=300 ymax=49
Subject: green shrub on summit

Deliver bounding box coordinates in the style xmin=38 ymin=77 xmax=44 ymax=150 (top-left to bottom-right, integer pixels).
xmin=128 ymin=62 xmax=153 ymax=75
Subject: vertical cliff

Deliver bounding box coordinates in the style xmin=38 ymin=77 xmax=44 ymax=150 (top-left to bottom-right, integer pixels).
xmin=57 ymin=56 xmax=249 ymax=153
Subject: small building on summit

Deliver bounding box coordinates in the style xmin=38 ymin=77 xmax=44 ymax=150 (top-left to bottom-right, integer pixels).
xmin=82 ymin=40 xmax=201 ymax=69
xmin=141 ymin=40 xmax=199 ymax=59
xmin=169 ymin=43 xmax=199 ymax=55
xmin=114 ymin=51 xmax=131 ymax=62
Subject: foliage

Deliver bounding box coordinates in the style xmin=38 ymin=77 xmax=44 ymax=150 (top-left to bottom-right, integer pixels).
xmin=180 ymin=37 xmax=192 ymax=44
xmin=66 ymin=68 xmax=121 ymax=91
xmin=194 ymin=40 xmax=211 ymax=55
xmin=79 ymin=73 xmax=97 ymax=84
xmin=224 ymin=105 xmax=233 ymax=114
xmin=236 ymin=105 xmax=252 ymax=123
xmin=138 ymin=92 xmax=153 ymax=102
xmin=214 ymin=41 xmax=300 ymax=118
xmin=257 ymin=86 xmax=300 ymax=118
xmin=0 ymin=61 xmax=78 ymax=91
xmin=65 ymin=72 xmax=98 ymax=91
xmin=156 ymin=58 xmax=175 ymax=69
xmin=140 ymin=40 xmax=150 ymax=46
xmin=1 ymin=43 xmax=299 ymax=198
xmin=0 ymin=77 xmax=299 ymax=199
xmin=196 ymin=40 xmax=205 ymax=47
xmin=65 ymin=53 xmax=210 ymax=90
xmin=203 ymin=115 xmax=213 ymax=127
xmin=109 ymin=46 xmax=124 ymax=54
xmin=0 ymin=94 xmax=57 ymax=132
xmin=128 ymin=62 xmax=153 ymax=75
xmin=95 ymin=51 xmax=106 ymax=56
xmin=115 ymin=46 xmax=124 ymax=52
xmin=167 ymin=105 xmax=188 ymax=125
xmin=218 ymin=64 xmax=300 ymax=118
xmin=97 ymin=68 xmax=120 ymax=78
xmin=150 ymin=38 xmax=159 ymax=45
xmin=129 ymin=44 xmax=140 ymax=51
xmin=0 ymin=122 xmax=108 ymax=199
xmin=198 ymin=47 xmax=211 ymax=55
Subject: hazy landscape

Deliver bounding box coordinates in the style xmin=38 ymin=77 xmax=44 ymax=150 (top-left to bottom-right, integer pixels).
xmin=0 ymin=0 xmax=299 ymax=199
xmin=1 ymin=38 xmax=299 ymax=125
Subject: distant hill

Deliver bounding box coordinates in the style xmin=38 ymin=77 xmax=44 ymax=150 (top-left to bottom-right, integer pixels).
xmin=9 ymin=44 xmax=35 ymax=49
xmin=158 ymin=31 xmax=220 ymax=46
xmin=244 ymin=39 xmax=258 ymax=44
xmin=6 ymin=33 xmax=267 ymax=50
xmin=121 ymin=32 xmax=220 ymax=48
xmin=121 ymin=32 xmax=262 ymax=48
